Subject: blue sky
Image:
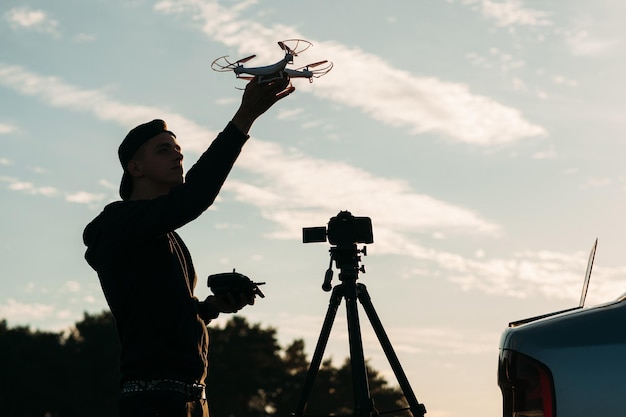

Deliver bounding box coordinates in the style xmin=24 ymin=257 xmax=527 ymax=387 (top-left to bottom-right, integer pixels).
xmin=2 ymin=0 xmax=626 ymax=415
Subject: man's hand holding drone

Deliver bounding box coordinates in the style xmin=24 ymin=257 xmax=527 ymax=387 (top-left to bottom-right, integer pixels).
xmin=231 ymin=74 xmax=294 ymax=134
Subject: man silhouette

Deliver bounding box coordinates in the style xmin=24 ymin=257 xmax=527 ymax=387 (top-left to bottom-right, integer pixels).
xmin=83 ymin=76 xmax=294 ymax=417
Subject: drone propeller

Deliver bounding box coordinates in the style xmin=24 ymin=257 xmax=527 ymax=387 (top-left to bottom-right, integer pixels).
xmin=278 ymin=39 xmax=312 ymax=57
xmin=278 ymin=41 xmax=294 ymax=56
xmin=304 ymin=60 xmax=329 ymax=68
xmin=211 ymin=55 xmax=257 ymax=72
xmin=236 ymin=54 xmax=256 ymax=64
xmin=293 ymin=60 xmax=334 ymax=75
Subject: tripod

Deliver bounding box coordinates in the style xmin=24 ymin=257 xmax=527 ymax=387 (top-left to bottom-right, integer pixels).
xmin=292 ymin=244 xmax=427 ymax=417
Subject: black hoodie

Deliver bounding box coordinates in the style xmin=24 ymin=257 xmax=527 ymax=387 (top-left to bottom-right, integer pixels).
xmin=83 ymin=122 xmax=248 ymax=383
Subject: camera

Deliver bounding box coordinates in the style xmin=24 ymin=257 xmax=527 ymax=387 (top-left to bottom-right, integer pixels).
xmin=302 ymin=210 xmax=373 ymax=246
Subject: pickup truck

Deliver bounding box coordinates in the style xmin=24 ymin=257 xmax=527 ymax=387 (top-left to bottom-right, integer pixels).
xmin=497 ymin=240 xmax=626 ymax=417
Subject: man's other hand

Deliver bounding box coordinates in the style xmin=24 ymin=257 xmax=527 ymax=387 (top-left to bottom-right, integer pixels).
xmin=204 ymin=291 xmax=255 ymax=315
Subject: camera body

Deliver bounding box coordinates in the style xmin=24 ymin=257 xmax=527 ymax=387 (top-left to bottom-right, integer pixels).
xmin=303 ymin=211 xmax=373 ymax=246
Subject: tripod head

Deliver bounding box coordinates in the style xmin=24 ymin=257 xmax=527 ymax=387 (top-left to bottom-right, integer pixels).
xmin=302 ymin=211 xmax=373 ymax=291
xmin=321 ymin=244 xmax=368 ymax=291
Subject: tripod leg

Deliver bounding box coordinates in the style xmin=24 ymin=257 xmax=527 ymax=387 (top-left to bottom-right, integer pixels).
xmin=357 ymin=284 xmax=427 ymax=417
xmin=293 ymin=285 xmax=345 ymax=417
xmin=344 ymin=281 xmax=376 ymax=417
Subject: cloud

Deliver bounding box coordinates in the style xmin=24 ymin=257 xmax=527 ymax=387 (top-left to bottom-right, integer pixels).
xmin=427 ymin=246 xmax=624 ymax=305
xmin=98 ymin=179 xmax=117 ymax=190
xmin=2 ymin=177 xmax=58 ymax=197
xmin=466 ymin=48 xmax=525 ymax=73
xmin=383 ymin=326 xmax=499 ymax=356
xmin=462 ymin=0 xmax=552 ymax=28
xmin=0 ymin=284 xmax=102 ymax=330
xmin=4 ymin=7 xmax=60 ymax=35
xmin=565 ymin=30 xmax=617 ymax=57
xmin=276 ymin=107 xmax=304 ymax=120
xmin=0 ymin=123 xmax=18 ymax=134
xmin=65 ymin=191 xmax=106 ymax=204
xmin=62 ymin=281 xmax=81 ymax=293
xmin=581 ymin=177 xmax=612 ymax=189
xmin=0 ymin=163 xmax=106 ymax=203
xmin=0 ymin=63 xmax=218 ymax=154
xmin=227 ymin=141 xmax=501 ymax=240
xmin=553 ymin=75 xmax=578 ymax=87
xmin=532 ymin=148 xmax=557 ymax=160
xmin=73 ymin=33 xmax=96 ymax=43
xmin=0 ymin=298 xmax=58 ymax=322
xmin=155 ymin=0 xmax=547 ymax=146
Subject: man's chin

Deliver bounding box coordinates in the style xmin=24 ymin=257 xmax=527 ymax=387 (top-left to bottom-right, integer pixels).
xmin=166 ymin=178 xmax=184 ymax=191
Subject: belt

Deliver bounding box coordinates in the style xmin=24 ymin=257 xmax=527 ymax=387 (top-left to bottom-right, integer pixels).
xmin=121 ymin=379 xmax=206 ymax=400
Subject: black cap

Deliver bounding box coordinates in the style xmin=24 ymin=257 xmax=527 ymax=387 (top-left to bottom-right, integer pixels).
xmin=118 ymin=119 xmax=176 ymax=200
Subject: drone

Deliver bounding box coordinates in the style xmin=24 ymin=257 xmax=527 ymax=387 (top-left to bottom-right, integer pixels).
xmin=211 ymin=39 xmax=333 ymax=83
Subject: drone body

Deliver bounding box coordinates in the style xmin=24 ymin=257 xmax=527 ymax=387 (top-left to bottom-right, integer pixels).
xmin=212 ymin=39 xmax=333 ymax=83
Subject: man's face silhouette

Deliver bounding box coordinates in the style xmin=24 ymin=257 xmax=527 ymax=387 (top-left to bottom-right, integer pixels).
xmin=128 ymin=133 xmax=184 ymax=197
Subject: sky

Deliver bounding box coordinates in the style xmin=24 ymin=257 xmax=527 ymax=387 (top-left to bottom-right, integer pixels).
xmin=1 ymin=0 xmax=626 ymax=415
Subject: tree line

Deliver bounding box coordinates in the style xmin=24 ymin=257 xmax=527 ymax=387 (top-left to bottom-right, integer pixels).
xmin=0 ymin=312 xmax=410 ymax=417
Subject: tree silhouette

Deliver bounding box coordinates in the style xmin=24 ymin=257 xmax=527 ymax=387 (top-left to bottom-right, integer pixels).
xmin=64 ymin=312 xmax=121 ymax=416
xmin=0 ymin=313 xmax=410 ymax=417
xmin=206 ymin=316 xmax=286 ymax=417
xmin=0 ymin=319 xmax=76 ymax=416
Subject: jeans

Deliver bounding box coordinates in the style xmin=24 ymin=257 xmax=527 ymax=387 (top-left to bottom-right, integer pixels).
xmin=119 ymin=391 xmax=208 ymax=417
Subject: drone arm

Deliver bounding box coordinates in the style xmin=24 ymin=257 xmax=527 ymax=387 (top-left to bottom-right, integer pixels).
xmin=283 ymin=61 xmax=333 ymax=82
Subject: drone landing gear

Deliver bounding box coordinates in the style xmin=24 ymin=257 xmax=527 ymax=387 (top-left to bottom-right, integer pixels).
xmin=292 ymin=244 xmax=427 ymax=417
